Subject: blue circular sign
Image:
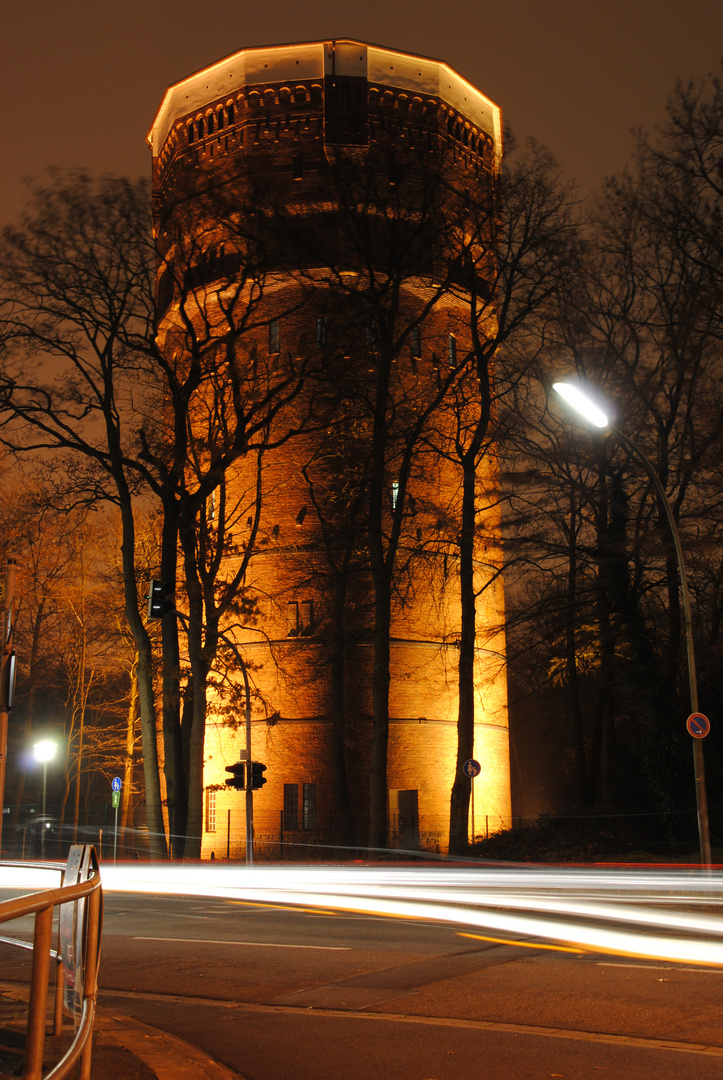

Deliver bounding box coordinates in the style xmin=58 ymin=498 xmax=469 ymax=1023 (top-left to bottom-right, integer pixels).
xmin=111 ymin=776 xmax=122 ymax=792
xmin=463 ymin=759 xmax=481 ymax=778
xmin=686 ymin=713 xmax=710 ymax=739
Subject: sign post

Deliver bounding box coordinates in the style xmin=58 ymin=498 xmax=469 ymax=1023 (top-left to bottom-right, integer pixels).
xmin=0 ymin=558 xmax=17 ymax=855
xmin=462 ymin=759 xmax=482 ymax=843
xmin=111 ymin=777 xmax=121 ymax=862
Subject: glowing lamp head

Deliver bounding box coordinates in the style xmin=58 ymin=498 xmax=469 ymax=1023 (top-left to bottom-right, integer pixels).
xmin=552 ymin=382 xmax=610 ymax=429
xmin=33 ymin=739 xmax=57 ymax=764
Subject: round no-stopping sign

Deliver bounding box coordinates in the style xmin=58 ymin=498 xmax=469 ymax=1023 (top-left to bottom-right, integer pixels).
xmin=686 ymin=713 xmax=710 ymax=739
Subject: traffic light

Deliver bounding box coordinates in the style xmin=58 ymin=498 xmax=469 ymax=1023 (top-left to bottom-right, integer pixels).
xmin=250 ymin=762 xmax=267 ymax=790
xmin=225 ymin=761 xmax=246 ymax=790
xmin=148 ymin=579 xmax=171 ymax=620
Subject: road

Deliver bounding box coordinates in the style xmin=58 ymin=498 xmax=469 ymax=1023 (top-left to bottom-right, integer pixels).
xmin=3 ymin=865 xmax=723 ymax=1079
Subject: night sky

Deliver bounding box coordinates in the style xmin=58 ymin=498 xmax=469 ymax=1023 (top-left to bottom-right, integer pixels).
xmin=3 ymin=0 xmax=722 ymax=224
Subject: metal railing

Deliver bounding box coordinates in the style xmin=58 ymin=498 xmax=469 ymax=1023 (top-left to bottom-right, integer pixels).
xmin=0 ymin=845 xmax=102 ymax=1080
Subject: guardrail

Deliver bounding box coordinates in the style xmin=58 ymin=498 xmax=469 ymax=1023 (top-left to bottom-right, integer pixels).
xmin=0 ymin=845 xmax=102 ymax=1080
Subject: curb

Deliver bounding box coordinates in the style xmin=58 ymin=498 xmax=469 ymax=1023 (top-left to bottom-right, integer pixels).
xmin=0 ymin=982 xmax=246 ymax=1080
xmin=94 ymin=1007 xmax=247 ymax=1080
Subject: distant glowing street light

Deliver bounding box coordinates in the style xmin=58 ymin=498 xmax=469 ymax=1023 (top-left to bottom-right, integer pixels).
xmin=552 ymin=380 xmax=712 ymax=867
xmin=33 ymin=738 xmax=57 ymax=861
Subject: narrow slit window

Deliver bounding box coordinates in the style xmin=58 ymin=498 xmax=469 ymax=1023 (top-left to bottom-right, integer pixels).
xmin=392 ymin=481 xmax=400 ymax=510
xmin=205 ymin=789 xmax=216 ymax=833
xmin=303 ymin=783 xmax=318 ymax=830
xmin=448 ymin=334 xmax=457 ymax=367
xmin=283 ymin=784 xmax=299 ymax=831
xmin=317 ymin=316 xmax=327 ymax=346
xmin=269 ymin=318 xmax=280 ymax=355
xmin=411 ymin=326 xmax=421 ymax=359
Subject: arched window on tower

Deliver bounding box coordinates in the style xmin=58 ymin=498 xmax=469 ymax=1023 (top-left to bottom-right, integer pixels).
xmin=227 ymin=102 xmax=235 ymax=124
xmin=187 ymin=121 xmax=195 ymax=143
xmin=217 ymin=107 xmax=225 ymax=129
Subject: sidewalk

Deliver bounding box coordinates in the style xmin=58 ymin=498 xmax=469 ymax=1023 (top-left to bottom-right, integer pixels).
xmin=0 ymin=983 xmax=245 ymax=1080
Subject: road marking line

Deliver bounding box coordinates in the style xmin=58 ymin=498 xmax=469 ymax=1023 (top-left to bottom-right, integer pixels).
xmin=132 ymin=936 xmax=350 ymax=950
xmin=458 ymin=932 xmax=585 ymax=955
xmin=596 ymin=962 xmax=722 ymax=973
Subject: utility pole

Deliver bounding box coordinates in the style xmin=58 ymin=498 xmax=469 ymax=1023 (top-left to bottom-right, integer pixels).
xmin=0 ymin=557 xmax=18 ymax=854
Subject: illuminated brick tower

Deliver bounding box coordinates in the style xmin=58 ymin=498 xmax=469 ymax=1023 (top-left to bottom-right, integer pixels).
xmin=148 ymin=40 xmax=510 ymax=855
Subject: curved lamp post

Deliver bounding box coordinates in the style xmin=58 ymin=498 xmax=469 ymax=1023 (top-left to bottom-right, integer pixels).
xmin=552 ymin=381 xmax=712 ymax=867
xmin=33 ymin=738 xmax=57 ymax=861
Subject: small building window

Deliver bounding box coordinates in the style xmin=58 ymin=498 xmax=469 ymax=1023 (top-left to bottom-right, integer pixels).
xmin=207 ymin=113 xmax=214 ymax=135
xmin=411 ymin=326 xmax=421 ymax=359
xmin=217 ymin=107 xmax=225 ymax=129
xmin=391 ymin=481 xmax=399 ymax=510
xmin=227 ymin=102 xmax=235 ymax=124
xmin=294 ymin=85 xmax=307 ymax=104
xmin=197 ymin=117 xmax=205 ymax=138
xmin=448 ymin=334 xmax=457 ymax=367
xmin=284 ymin=784 xmax=299 ymax=831
xmin=299 ymin=600 xmax=313 ymax=634
xmin=288 ymin=598 xmax=313 ymax=635
xmin=187 ymin=121 xmax=195 ymax=144
xmin=287 ymin=601 xmax=299 ymax=636
xmin=317 ymin=316 xmax=328 ymax=346
xmin=205 ymin=789 xmax=216 ymax=833
xmin=269 ymin=318 xmax=280 ymax=355
xmin=303 ymin=783 xmax=318 ymax=830
xmin=292 ymin=154 xmax=304 ymax=180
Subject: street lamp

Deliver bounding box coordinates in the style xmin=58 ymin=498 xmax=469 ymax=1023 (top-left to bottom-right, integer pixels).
xmin=552 ymin=381 xmax=712 ymax=866
xmin=33 ymin=738 xmax=57 ymax=861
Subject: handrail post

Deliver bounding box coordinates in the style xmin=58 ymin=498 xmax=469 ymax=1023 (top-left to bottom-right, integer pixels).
xmin=78 ymin=883 xmax=101 ymax=1080
xmin=53 ymin=952 xmax=63 ymax=1036
xmin=24 ymin=903 xmax=53 ymax=1080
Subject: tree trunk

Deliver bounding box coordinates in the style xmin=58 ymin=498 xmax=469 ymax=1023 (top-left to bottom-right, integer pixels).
xmin=449 ymin=449 xmax=476 ymax=853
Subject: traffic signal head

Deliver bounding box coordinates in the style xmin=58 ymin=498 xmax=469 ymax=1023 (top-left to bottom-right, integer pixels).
xmin=148 ymin=579 xmax=172 ymax=620
xmin=250 ymin=762 xmax=267 ymax=790
xmin=224 ymin=761 xmax=246 ymax=790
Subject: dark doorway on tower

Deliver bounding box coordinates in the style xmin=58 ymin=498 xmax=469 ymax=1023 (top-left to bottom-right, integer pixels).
xmin=389 ymin=790 xmax=419 ymax=850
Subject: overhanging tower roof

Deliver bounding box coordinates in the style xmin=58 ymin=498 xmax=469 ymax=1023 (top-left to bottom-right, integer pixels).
xmin=148 ymin=38 xmax=502 ymax=161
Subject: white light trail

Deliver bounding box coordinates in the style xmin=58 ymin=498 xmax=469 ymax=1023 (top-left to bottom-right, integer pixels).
xmin=4 ymin=862 xmax=722 ymax=968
